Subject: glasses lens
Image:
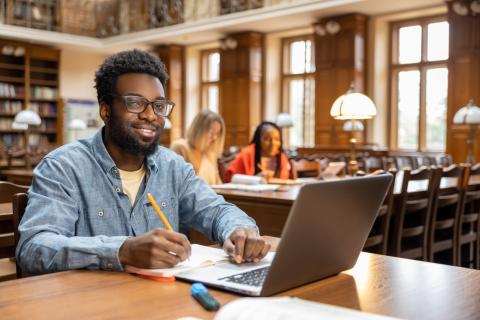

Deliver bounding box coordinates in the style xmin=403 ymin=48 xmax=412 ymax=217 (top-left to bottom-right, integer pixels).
xmin=153 ymin=99 xmax=174 ymax=117
xmin=124 ymin=96 xmax=145 ymax=112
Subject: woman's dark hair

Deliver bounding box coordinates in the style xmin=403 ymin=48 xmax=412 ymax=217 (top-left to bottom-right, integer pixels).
xmin=250 ymin=121 xmax=284 ymax=176
xmin=94 ymin=49 xmax=169 ymax=107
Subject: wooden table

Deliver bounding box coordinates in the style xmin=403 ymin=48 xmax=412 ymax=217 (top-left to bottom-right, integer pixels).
xmin=0 ymin=169 xmax=33 ymax=186
xmin=213 ymin=175 xmax=480 ymax=238
xmin=0 ymin=252 xmax=478 ymax=320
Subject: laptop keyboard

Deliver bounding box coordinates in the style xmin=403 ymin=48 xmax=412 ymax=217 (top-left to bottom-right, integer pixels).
xmin=219 ymin=266 xmax=270 ymax=287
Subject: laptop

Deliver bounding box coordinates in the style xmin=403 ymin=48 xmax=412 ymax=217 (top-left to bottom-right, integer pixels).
xmin=177 ymin=174 xmax=392 ymax=296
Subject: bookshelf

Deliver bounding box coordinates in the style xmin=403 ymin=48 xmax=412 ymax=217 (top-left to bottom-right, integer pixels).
xmin=0 ymin=40 xmax=62 ymax=150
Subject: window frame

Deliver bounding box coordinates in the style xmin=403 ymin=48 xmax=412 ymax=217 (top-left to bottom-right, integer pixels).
xmin=200 ymin=49 xmax=220 ymax=112
xmin=389 ymin=15 xmax=448 ymax=152
xmin=281 ymin=34 xmax=316 ymax=146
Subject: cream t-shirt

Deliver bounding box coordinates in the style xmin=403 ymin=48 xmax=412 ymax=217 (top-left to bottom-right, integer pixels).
xmin=118 ymin=165 xmax=146 ymax=206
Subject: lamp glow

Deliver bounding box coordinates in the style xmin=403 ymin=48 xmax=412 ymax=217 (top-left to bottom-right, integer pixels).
xmin=275 ymin=113 xmax=294 ymax=128
xmin=330 ymin=84 xmax=377 ymax=174
xmin=14 ymin=110 xmax=41 ymax=126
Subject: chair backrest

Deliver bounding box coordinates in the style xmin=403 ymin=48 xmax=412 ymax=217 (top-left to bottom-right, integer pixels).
xmin=218 ymin=155 xmax=237 ymax=183
xmin=291 ymin=158 xmax=321 ymax=179
xmin=364 ymin=156 xmax=384 ymax=173
xmin=12 ymin=192 xmax=28 ymax=278
xmin=415 ymin=156 xmax=436 ymax=168
xmin=0 ymin=182 xmax=29 ymax=260
xmin=395 ymin=156 xmax=416 ymax=170
xmin=436 ymin=154 xmax=453 ymax=167
xmin=391 ymin=167 xmax=439 ymax=260
xmin=364 ymin=168 xmax=398 ymax=254
xmin=427 ymin=165 xmax=466 ymax=263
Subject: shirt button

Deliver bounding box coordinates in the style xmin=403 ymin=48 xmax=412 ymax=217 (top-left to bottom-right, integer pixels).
xmin=161 ymin=201 xmax=167 ymax=207
xmin=115 ymin=187 xmax=121 ymax=193
xmin=98 ymin=211 xmax=104 ymax=217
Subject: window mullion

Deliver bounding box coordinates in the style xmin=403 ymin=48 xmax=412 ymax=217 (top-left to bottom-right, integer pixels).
xmin=419 ymin=66 xmax=427 ymax=151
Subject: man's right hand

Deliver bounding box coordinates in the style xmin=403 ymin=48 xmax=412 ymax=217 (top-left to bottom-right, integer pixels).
xmin=118 ymin=228 xmax=191 ymax=269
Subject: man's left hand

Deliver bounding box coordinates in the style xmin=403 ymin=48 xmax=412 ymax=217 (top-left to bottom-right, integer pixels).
xmin=223 ymin=228 xmax=271 ymax=264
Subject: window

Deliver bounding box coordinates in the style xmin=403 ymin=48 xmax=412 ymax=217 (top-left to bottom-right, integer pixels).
xmin=390 ymin=17 xmax=449 ymax=151
xmin=200 ymin=50 xmax=220 ymax=112
xmin=282 ymin=36 xmax=315 ymax=146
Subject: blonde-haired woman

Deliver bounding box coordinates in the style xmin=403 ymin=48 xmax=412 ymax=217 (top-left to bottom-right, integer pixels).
xmin=171 ymin=110 xmax=225 ymax=185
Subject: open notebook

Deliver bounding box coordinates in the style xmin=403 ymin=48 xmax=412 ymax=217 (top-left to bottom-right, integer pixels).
xmin=125 ymin=244 xmax=229 ymax=278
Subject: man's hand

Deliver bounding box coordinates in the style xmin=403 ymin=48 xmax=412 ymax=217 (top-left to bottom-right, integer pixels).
xmin=119 ymin=228 xmax=191 ymax=269
xmin=223 ymin=228 xmax=271 ymax=264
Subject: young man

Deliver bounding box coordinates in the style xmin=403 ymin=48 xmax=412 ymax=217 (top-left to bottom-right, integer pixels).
xmin=16 ymin=49 xmax=270 ymax=274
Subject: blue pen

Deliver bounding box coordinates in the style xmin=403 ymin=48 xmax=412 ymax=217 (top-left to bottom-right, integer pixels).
xmin=191 ymin=283 xmax=220 ymax=311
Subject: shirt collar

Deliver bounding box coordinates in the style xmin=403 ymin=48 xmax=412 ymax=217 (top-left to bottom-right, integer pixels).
xmin=91 ymin=127 xmax=159 ymax=178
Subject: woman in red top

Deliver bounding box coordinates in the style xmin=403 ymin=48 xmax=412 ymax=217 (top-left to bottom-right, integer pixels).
xmin=225 ymin=121 xmax=291 ymax=182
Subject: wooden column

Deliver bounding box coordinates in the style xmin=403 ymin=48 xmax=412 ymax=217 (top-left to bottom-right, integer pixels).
xmin=219 ymin=31 xmax=264 ymax=148
xmin=446 ymin=0 xmax=480 ymax=163
xmin=154 ymin=45 xmax=185 ymax=146
xmin=314 ymin=14 xmax=368 ymax=146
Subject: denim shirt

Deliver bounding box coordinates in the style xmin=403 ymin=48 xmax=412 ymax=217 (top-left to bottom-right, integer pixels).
xmin=16 ymin=129 xmax=257 ymax=274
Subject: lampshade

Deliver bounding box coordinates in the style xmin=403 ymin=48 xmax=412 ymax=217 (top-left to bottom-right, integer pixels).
xmin=11 ymin=121 xmax=28 ymax=130
xmin=330 ymin=86 xmax=376 ymax=120
xmin=452 ymin=100 xmax=480 ymax=124
xmin=68 ymin=118 xmax=87 ymax=130
xmin=164 ymin=117 xmax=172 ymax=129
xmin=343 ymin=120 xmax=364 ymax=131
xmin=14 ymin=110 xmax=41 ymax=126
xmin=275 ymin=113 xmax=294 ymax=128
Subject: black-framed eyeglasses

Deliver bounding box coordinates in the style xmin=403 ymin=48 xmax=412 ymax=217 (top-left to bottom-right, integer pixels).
xmin=114 ymin=94 xmax=175 ymax=117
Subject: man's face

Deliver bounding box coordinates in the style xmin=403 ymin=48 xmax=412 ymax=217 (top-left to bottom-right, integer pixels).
xmin=103 ymin=73 xmax=166 ymax=156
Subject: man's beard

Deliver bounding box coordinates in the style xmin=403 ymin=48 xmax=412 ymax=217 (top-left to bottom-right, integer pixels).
xmin=108 ymin=111 xmax=162 ymax=156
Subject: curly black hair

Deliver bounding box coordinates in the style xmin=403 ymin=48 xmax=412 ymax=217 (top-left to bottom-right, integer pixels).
xmin=94 ymin=49 xmax=169 ymax=107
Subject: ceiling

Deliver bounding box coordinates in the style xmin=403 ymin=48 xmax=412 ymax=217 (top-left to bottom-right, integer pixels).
xmin=0 ymin=0 xmax=445 ymax=52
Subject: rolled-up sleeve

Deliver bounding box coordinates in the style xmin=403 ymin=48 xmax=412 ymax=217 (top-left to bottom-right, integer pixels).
xmin=177 ymin=161 xmax=258 ymax=244
xmin=16 ymin=158 xmax=127 ymax=274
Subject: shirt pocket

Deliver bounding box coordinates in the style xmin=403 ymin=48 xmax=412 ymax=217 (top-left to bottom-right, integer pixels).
xmin=143 ymin=196 xmax=179 ymax=231
xmin=87 ymin=206 xmax=125 ymax=236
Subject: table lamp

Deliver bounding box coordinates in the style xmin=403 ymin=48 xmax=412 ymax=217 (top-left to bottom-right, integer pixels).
xmin=452 ymin=99 xmax=480 ymax=163
xmin=68 ymin=118 xmax=87 ymax=141
xmin=330 ymin=84 xmax=376 ymax=174
xmin=274 ymin=112 xmax=294 ymax=145
xmin=13 ymin=109 xmax=41 ymax=150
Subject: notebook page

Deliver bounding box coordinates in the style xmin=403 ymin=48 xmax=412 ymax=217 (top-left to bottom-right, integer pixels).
xmin=215 ymin=297 xmax=402 ymax=320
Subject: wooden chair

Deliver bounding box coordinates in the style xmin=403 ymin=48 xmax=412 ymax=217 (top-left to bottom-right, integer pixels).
xmin=364 ymin=168 xmax=397 ymax=255
xmin=390 ymin=167 xmax=438 ymax=260
xmin=382 ymin=156 xmax=397 ymax=170
xmin=12 ymin=192 xmax=28 ymax=278
xmin=436 ymin=154 xmax=453 ymax=167
xmin=395 ymin=156 xmax=416 ymax=170
xmin=458 ymin=164 xmax=480 ymax=268
xmin=427 ymin=165 xmax=466 ymax=264
xmin=291 ymin=158 xmax=321 ymax=179
xmin=0 ymin=182 xmax=29 ymax=281
xmin=364 ymin=156 xmax=384 ymax=173
xmin=414 ymin=155 xmax=436 ymax=168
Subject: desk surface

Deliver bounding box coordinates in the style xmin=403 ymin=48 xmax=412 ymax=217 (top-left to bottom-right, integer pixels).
xmin=216 ymin=174 xmax=480 ymax=203
xmin=0 ymin=252 xmax=478 ymax=320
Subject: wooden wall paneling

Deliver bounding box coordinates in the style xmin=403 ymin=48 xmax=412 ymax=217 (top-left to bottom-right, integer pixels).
xmin=313 ymin=13 xmax=368 ymax=147
xmin=446 ymin=1 xmax=480 ymax=163
xmin=154 ymin=45 xmax=185 ymax=146
xmin=219 ymin=31 xmax=264 ymax=148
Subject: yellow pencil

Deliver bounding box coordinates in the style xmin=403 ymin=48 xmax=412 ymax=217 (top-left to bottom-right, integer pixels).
xmin=147 ymin=193 xmax=173 ymax=231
